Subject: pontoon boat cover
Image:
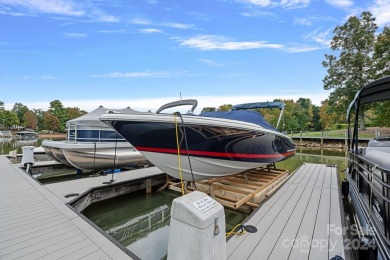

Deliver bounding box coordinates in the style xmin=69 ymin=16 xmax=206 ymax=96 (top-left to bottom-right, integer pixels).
xmin=66 ymin=106 xmax=146 ymax=128
xmin=200 ymin=110 xmax=278 ymax=131
xmin=232 ymin=101 xmax=285 ymax=110
xmin=347 ymin=76 xmax=390 ymax=122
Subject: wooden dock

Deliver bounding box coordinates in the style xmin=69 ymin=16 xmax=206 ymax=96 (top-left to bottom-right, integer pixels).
xmin=0 ymin=155 xmax=163 ymax=260
xmin=227 ymin=163 xmax=345 ymax=260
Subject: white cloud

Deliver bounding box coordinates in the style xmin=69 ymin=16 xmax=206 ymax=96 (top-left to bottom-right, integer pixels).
xmin=174 ymin=34 xmax=324 ymax=53
xmin=370 ymin=0 xmax=390 ymax=26
xmin=294 ymin=17 xmax=313 ymax=25
xmin=285 ymin=45 xmax=320 ymax=52
xmin=197 ymin=59 xmax=225 ymax=67
xmin=131 ymin=18 xmax=152 ymax=25
xmin=280 ymin=0 xmax=310 ymax=9
xmin=91 ymin=70 xmax=184 ymax=78
xmin=241 ymin=9 xmax=277 ymax=18
xmin=0 ymin=0 xmax=84 ymax=16
xmin=138 ymin=28 xmax=163 ymax=34
xmin=303 ymin=28 xmax=332 ymax=46
xmin=325 ymin=0 xmax=354 ymax=8
xmin=0 ymin=0 xmax=120 ymax=22
xmin=64 ymin=33 xmax=87 ymax=38
xmin=130 ymin=18 xmax=193 ymax=29
xmin=174 ymin=35 xmax=284 ymax=51
xmin=238 ymin=0 xmax=272 ymax=7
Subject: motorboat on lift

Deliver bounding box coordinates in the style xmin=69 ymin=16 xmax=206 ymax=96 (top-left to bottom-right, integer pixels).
xmin=42 ymin=106 xmax=149 ymax=171
xmin=346 ymin=76 xmax=390 ymax=259
xmin=100 ymin=99 xmax=295 ymax=181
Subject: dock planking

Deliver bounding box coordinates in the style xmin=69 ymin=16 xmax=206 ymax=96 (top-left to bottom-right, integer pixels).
xmin=44 ymin=166 xmax=164 ymax=203
xmin=227 ymin=163 xmax=345 ymax=260
xmin=0 ymin=155 xmax=167 ymax=260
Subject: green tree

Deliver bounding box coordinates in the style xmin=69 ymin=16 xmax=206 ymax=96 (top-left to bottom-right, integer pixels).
xmin=312 ymin=106 xmax=321 ymax=131
xmin=66 ymin=107 xmax=83 ymax=121
xmin=319 ymin=100 xmax=344 ymax=130
xmin=373 ymin=26 xmax=390 ymax=78
xmin=372 ymin=101 xmax=390 ymax=127
xmin=12 ymin=103 xmax=29 ymax=127
xmin=296 ymin=98 xmax=314 ymax=131
xmin=201 ymin=107 xmax=216 ymax=113
xmin=322 ymin=11 xmax=378 ymax=129
xmin=3 ymin=110 xmax=19 ymax=128
xmin=48 ymin=100 xmax=67 ymax=132
xmin=217 ymin=104 xmax=232 ymax=111
xmin=33 ymin=109 xmax=45 ymax=131
xmin=23 ymin=111 xmax=38 ymax=130
xmin=43 ymin=112 xmax=60 ymax=133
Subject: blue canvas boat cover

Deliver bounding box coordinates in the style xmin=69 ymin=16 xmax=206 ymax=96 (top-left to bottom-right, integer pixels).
xmin=199 ymin=110 xmax=278 ymax=131
xmin=232 ymin=101 xmax=285 ymax=110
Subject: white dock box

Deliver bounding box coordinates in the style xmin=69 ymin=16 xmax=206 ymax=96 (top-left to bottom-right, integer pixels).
xmin=167 ymin=191 xmax=226 ymax=260
xmin=21 ymin=146 xmax=35 ymax=166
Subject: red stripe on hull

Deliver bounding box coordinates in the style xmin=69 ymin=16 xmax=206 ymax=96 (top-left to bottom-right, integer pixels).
xmin=136 ymin=146 xmax=295 ymax=159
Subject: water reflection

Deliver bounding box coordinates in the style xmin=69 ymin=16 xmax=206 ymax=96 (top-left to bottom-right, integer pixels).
xmin=0 ymin=137 xmax=63 ymax=155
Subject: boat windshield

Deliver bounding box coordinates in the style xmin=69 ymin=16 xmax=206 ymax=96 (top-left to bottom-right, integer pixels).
xmin=199 ymin=110 xmax=278 ymax=132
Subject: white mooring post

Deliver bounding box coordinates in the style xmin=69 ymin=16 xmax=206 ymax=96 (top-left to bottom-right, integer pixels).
xmin=167 ymin=191 xmax=227 ymax=260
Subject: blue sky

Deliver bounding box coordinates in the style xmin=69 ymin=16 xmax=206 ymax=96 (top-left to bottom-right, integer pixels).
xmin=1 ymin=0 xmax=389 ymax=113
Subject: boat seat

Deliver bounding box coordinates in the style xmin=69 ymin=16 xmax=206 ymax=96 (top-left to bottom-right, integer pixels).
xmin=364 ymin=150 xmax=390 ymax=170
xmin=366 ymin=137 xmax=390 ymax=154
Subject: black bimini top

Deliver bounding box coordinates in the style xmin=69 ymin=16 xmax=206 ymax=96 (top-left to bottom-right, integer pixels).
xmin=200 ymin=110 xmax=278 ymax=132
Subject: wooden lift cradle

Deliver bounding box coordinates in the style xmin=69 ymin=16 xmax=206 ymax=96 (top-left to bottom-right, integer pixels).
xmin=168 ymin=166 xmax=290 ymax=209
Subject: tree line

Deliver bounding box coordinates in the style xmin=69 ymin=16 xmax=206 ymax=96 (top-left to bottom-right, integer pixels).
xmin=0 ymin=11 xmax=389 ymax=133
xmin=0 ymin=100 xmax=87 ymax=133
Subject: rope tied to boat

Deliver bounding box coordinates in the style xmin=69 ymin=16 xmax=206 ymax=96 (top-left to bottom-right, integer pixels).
xmin=173 ymin=112 xmax=197 ymax=192
xmin=174 ymin=114 xmax=185 ymax=195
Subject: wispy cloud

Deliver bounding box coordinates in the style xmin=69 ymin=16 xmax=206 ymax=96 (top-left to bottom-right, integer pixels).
xmin=138 ymin=28 xmax=163 ymax=34
xmin=91 ymin=70 xmax=185 ymax=78
xmin=324 ymin=0 xmax=354 ymax=8
xmin=0 ymin=0 xmax=84 ymax=16
xmin=173 ymin=34 xmax=324 ymax=53
xmin=294 ymin=17 xmax=313 ymax=26
xmin=0 ymin=0 xmax=120 ymax=22
xmin=241 ymin=9 xmax=277 ymax=18
xmin=237 ymin=0 xmax=272 ymax=7
xmin=197 ymin=59 xmax=225 ymax=67
xmin=130 ymin=18 xmax=193 ymax=29
xmin=237 ymin=0 xmax=310 ymax=9
xmin=174 ymin=35 xmax=283 ymax=51
xmin=303 ymin=28 xmax=332 ymax=46
xmin=285 ymin=45 xmax=320 ymax=52
xmin=370 ymin=0 xmax=390 ymax=26
xmin=64 ymin=33 xmax=87 ymax=38
xmin=280 ymin=0 xmax=310 ymax=9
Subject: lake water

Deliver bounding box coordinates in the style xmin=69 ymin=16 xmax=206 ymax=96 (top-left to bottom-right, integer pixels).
xmin=0 ymin=137 xmax=64 ymax=155
xmin=82 ymin=148 xmax=348 ymax=260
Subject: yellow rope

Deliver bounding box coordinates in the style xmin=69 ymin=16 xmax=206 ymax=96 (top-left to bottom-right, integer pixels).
xmin=226 ymin=224 xmax=246 ymax=238
xmin=174 ymin=114 xmax=185 ymax=195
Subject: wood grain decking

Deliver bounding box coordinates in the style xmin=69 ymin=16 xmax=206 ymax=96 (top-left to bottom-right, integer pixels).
xmin=0 ymin=156 xmax=164 ymax=260
xmin=227 ymin=163 xmax=345 ymax=260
